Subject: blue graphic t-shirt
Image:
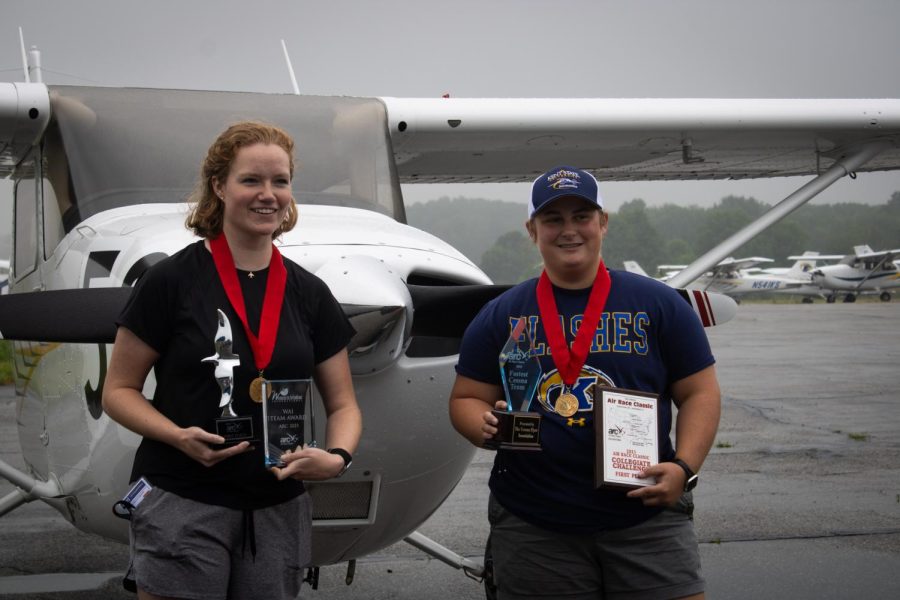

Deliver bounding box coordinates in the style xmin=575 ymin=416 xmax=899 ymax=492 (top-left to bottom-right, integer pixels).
xmin=456 ymin=269 xmax=715 ymax=532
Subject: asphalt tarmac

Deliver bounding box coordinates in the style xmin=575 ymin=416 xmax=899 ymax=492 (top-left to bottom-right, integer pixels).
xmin=1 ymin=303 xmax=899 ymax=599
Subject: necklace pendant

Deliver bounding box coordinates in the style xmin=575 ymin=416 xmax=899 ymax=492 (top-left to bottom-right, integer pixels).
xmin=247 ymin=271 xmax=255 ymax=279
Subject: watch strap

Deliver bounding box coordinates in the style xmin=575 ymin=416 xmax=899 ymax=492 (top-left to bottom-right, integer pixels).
xmin=327 ymin=448 xmax=352 ymax=477
xmin=671 ymin=458 xmax=698 ymax=491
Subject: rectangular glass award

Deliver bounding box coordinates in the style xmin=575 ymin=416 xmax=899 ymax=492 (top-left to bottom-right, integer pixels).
xmin=261 ymin=379 xmax=317 ymax=467
xmin=594 ymin=387 xmax=660 ymax=489
xmin=483 ymin=318 xmax=544 ymax=451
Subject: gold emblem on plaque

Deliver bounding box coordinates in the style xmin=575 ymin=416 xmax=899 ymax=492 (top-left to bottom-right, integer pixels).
xmin=555 ymin=393 xmax=579 ymax=417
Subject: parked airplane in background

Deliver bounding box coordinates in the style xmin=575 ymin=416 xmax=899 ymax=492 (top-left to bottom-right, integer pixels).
xmin=625 ymin=254 xmax=825 ymax=302
xmin=811 ymin=245 xmax=900 ymax=302
xmin=1 ymin=79 xmax=899 ymax=590
xmin=759 ymin=251 xmax=825 ymax=276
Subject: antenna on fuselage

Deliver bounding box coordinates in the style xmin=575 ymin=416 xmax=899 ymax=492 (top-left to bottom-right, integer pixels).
xmin=18 ymin=27 xmax=30 ymax=82
xmin=280 ymin=39 xmax=300 ymax=95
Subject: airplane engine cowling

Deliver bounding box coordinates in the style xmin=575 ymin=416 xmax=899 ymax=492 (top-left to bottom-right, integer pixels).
xmin=314 ymin=255 xmax=412 ymax=375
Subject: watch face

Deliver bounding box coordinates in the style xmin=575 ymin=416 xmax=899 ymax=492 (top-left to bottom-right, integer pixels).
xmin=685 ymin=474 xmax=699 ymax=492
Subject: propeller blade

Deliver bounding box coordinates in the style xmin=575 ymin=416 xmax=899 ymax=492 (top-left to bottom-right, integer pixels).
xmin=407 ymin=284 xmax=737 ymax=339
xmin=0 ymin=288 xmax=131 ymax=343
xmin=407 ymin=284 xmax=512 ymax=338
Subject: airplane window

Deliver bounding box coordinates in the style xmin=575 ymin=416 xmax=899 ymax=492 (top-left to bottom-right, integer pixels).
xmin=41 ymin=178 xmax=66 ymax=259
xmin=13 ymin=156 xmax=38 ymax=279
xmin=48 ymin=86 xmax=405 ymax=228
xmin=41 ymin=121 xmax=79 ymax=258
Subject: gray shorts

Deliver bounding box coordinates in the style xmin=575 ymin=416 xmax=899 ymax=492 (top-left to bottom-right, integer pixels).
xmin=488 ymin=494 xmax=704 ymax=600
xmin=127 ymin=487 xmax=312 ymax=600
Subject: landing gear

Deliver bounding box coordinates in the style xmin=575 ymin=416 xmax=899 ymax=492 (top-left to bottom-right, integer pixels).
xmin=826 ymin=294 xmax=837 ymax=303
xmin=802 ymin=296 xmax=814 ymax=304
xmin=880 ymin=291 xmax=892 ymax=302
xmin=843 ymin=293 xmax=857 ymax=303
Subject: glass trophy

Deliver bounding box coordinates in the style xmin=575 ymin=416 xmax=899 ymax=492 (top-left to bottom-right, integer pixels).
xmin=203 ymin=309 xmax=255 ymax=446
xmin=483 ymin=318 xmax=543 ymax=451
xmin=261 ymin=379 xmax=317 ymax=467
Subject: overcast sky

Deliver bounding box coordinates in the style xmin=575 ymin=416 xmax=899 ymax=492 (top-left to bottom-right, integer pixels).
xmin=3 ymin=0 xmax=900 ymax=232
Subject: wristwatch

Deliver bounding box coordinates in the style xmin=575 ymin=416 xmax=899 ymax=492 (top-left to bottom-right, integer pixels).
xmin=327 ymin=448 xmax=353 ymax=478
xmin=670 ymin=458 xmax=699 ymax=492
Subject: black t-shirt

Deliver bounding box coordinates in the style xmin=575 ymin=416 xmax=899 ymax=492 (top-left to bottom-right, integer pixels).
xmin=117 ymin=240 xmax=355 ymax=509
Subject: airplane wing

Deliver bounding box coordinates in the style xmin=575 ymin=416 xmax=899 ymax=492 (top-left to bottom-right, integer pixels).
xmin=710 ymin=256 xmax=773 ymax=275
xmin=381 ymin=97 xmax=900 ymax=183
xmin=4 ymin=85 xmax=900 ymax=182
xmin=857 ymin=248 xmax=900 ymax=262
xmin=788 ymin=254 xmax=843 ymax=261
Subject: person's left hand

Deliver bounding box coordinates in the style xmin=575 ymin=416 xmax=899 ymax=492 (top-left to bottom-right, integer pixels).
xmin=625 ymin=461 xmax=685 ymax=507
xmin=269 ymin=445 xmax=345 ymax=481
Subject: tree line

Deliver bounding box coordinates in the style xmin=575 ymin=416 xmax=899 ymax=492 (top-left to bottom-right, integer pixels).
xmin=407 ymin=192 xmax=900 ymax=284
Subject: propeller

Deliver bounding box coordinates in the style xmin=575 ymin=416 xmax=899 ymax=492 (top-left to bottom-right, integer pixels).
xmin=0 ymin=283 xmax=734 ymax=345
xmin=0 ymin=285 xmax=512 ymax=344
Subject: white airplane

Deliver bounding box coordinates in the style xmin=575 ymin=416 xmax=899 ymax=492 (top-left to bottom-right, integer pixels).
xmin=2 ymin=82 xmax=900 ymax=589
xmin=810 ymin=245 xmax=900 ymax=302
xmin=625 ymin=254 xmax=825 ymax=301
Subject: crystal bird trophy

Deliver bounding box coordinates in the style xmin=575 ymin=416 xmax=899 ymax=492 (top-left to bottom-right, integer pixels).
xmin=483 ymin=318 xmax=543 ymax=451
xmin=202 ymin=309 xmax=255 ymax=445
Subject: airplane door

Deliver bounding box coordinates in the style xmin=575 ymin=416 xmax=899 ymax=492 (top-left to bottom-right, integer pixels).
xmin=10 ymin=147 xmax=53 ymax=477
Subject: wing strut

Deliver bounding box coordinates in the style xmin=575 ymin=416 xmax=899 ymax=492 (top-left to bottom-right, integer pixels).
xmin=404 ymin=531 xmax=485 ymax=579
xmin=0 ymin=459 xmax=63 ymax=517
xmin=668 ymin=141 xmax=892 ymax=289
xmin=853 ymin=252 xmax=893 ymax=291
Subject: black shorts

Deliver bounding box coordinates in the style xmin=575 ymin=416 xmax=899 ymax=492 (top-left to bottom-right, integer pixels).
xmin=488 ymin=494 xmax=704 ymax=600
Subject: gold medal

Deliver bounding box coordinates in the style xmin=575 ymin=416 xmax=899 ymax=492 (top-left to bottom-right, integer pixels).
xmin=556 ymin=393 xmax=579 ymax=418
xmin=249 ymin=376 xmax=266 ymax=403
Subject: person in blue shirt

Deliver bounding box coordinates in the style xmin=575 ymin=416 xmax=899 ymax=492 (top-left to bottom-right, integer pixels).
xmin=449 ymin=166 xmax=720 ymax=600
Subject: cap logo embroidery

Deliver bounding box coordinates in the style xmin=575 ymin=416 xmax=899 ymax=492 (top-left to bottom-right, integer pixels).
xmin=547 ymin=169 xmax=581 ymax=191
xmin=550 ymin=177 xmax=580 ymax=190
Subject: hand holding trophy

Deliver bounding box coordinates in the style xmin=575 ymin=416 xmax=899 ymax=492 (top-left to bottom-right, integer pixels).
xmin=483 ymin=318 xmax=544 ymax=451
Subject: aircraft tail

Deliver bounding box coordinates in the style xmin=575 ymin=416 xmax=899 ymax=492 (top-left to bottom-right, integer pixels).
xmin=623 ymin=261 xmax=650 ymax=277
xmin=785 ymin=256 xmax=818 ymax=278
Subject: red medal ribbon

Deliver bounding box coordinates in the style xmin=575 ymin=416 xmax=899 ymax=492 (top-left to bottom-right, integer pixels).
xmin=209 ymin=235 xmax=287 ymax=372
xmin=536 ymin=262 xmax=611 ymax=387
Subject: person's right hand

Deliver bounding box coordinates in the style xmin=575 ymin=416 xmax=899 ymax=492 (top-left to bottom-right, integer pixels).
xmin=174 ymin=426 xmax=251 ymax=467
xmin=481 ymin=400 xmax=507 ymax=442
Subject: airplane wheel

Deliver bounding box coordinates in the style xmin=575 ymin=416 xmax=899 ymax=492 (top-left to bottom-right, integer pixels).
xmin=843 ymin=294 xmax=856 ymax=303
xmin=483 ymin=534 xmax=497 ymax=600
xmin=880 ymin=292 xmax=891 ymax=302
xmin=802 ymin=297 xmax=814 ymax=304
xmin=826 ymin=294 xmax=836 ymax=303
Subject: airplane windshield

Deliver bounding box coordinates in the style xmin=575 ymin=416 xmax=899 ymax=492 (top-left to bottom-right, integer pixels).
xmin=47 ymin=86 xmax=404 ymax=227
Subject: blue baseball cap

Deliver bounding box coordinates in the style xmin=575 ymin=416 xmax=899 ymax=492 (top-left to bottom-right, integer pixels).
xmin=528 ymin=166 xmax=602 ymax=218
